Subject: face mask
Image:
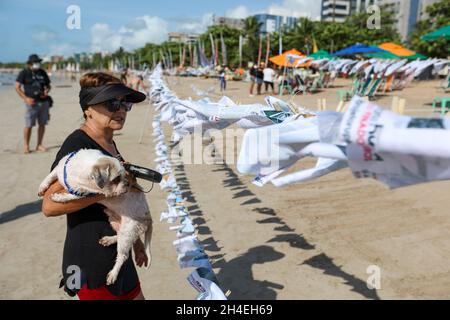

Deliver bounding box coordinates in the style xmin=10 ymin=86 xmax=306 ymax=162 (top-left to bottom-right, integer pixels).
xmin=31 ymin=63 xmax=40 ymax=70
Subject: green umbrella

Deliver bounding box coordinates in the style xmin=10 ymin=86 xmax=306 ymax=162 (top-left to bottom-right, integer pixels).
xmin=402 ymin=53 xmax=427 ymax=60
xmin=421 ymin=25 xmax=450 ymax=41
xmin=365 ymin=51 xmax=400 ymax=59
xmin=308 ymin=50 xmax=332 ymax=59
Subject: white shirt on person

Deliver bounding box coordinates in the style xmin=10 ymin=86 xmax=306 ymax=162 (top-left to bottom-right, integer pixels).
xmin=263 ymin=68 xmax=275 ymax=83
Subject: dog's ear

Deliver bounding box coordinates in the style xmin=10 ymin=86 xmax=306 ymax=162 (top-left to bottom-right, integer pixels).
xmin=91 ymin=159 xmax=111 ymax=189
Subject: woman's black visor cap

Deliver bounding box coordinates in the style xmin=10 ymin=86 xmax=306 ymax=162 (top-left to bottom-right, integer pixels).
xmin=79 ymin=83 xmax=146 ymax=109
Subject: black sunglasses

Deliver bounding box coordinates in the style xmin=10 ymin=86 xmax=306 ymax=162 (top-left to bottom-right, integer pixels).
xmin=105 ymin=98 xmax=133 ymax=113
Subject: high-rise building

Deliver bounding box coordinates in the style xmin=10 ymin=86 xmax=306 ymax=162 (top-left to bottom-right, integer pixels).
xmin=212 ymin=16 xmax=245 ymax=30
xmin=253 ymin=14 xmax=299 ymax=34
xmin=378 ymin=0 xmax=440 ymax=40
xmin=321 ymin=0 xmax=377 ymax=22
xmin=168 ymin=32 xmax=199 ymax=44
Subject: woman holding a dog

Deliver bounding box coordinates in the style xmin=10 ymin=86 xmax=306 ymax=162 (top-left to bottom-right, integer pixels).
xmin=41 ymin=72 xmax=148 ymax=300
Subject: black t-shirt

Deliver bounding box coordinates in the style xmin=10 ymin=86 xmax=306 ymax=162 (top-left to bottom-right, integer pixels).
xmin=16 ymin=68 xmax=51 ymax=100
xmin=51 ymin=129 xmax=138 ymax=297
xmin=256 ymin=68 xmax=264 ymax=80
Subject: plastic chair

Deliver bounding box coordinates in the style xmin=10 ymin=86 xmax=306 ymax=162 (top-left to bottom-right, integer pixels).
xmin=432 ymin=97 xmax=450 ymax=115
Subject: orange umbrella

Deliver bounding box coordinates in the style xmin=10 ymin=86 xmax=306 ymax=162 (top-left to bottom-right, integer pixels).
xmin=269 ymin=49 xmax=305 ymax=68
xmin=378 ymin=42 xmax=415 ymax=57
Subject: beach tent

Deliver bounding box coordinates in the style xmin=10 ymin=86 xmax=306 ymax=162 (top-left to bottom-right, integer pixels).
xmin=377 ymin=42 xmax=426 ymax=60
xmin=403 ymin=53 xmax=427 ymax=60
xmin=422 ymin=25 xmax=450 ymax=41
xmin=378 ymin=42 xmax=415 ymax=57
xmin=308 ymin=50 xmax=332 ymax=60
xmin=269 ymin=49 xmax=305 ymax=68
xmin=365 ymin=51 xmax=400 ymax=59
xmin=333 ymin=44 xmax=384 ymax=56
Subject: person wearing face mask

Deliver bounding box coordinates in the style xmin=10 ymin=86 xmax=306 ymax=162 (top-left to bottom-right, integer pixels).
xmin=15 ymin=54 xmax=52 ymax=154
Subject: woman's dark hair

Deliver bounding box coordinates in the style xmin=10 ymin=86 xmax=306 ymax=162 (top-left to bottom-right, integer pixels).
xmin=79 ymin=72 xmax=121 ymax=119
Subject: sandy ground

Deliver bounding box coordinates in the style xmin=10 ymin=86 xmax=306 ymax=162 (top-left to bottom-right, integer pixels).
xmin=1 ymin=73 xmax=450 ymax=299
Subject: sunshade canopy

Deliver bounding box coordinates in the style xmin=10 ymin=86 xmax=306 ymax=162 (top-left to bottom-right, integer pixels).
xmin=269 ymin=49 xmax=305 ymax=68
xmin=378 ymin=42 xmax=416 ymax=57
xmin=308 ymin=50 xmax=333 ymax=59
xmin=333 ymin=44 xmax=384 ymax=56
xmin=365 ymin=51 xmax=401 ymax=59
xmin=422 ymin=25 xmax=450 ymax=41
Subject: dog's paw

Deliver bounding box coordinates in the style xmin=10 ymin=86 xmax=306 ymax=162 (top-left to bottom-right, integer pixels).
xmin=106 ymin=271 xmax=118 ymax=285
xmin=99 ymin=236 xmax=117 ymax=247
xmin=50 ymin=193 xmax=66 ymax=203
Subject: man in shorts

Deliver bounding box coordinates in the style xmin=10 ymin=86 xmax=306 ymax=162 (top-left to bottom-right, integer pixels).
xmin=256 ymin=62 xmax=265 ymax=95
xmin=15 ymin=54 xmax=51 ymax=154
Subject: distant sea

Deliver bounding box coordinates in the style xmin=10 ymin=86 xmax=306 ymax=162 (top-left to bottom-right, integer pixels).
xmin=0 ymin=71 xmax=17 ymax=89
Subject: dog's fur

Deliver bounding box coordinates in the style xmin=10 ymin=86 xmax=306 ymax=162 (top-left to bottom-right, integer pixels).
xmin=38 ymin=149 xmax=152 ymax=285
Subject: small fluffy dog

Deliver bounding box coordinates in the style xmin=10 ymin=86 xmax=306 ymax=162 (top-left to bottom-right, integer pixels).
xmin=38 ymin=149 xmax=152 ymax=285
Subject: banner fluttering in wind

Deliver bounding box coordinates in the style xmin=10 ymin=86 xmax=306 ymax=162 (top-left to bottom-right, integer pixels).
xmin=215 ymin=39 xmax=219 ymax=66
xmin=220 ymin=32 xmax=227 ymax=66
xmin=188 ymin=43 xmax=193 ymax=67
xmin=239 ymin=34 xmax=243 ymax=68
xmin=312 ymin=37 xmax=318 ymax=54
xmin=279 ymin=30 xmax=283 ymax=55
xmin=265 ymin=33 xmax=271 ymax=65
xmin=199 ymin=42 xmax=209 ymax=67
xmin=209 ymin=33 xmax=216 ymax=66
xmin=257 ymin=34 xmax=263 ymax=65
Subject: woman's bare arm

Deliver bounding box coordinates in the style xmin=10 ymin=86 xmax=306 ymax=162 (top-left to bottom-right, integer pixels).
xmin=41 ymin=181 xmax=105 ymax=217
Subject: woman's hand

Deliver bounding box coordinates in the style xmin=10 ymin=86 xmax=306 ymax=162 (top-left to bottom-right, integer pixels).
xmin=41 ymin=181 xmax=105 ymax=217
xmin=133 ymin=239 xmax=149 ymax=268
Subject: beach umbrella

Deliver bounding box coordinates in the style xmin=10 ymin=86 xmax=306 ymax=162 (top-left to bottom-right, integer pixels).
xmin=333 ymin=44 xmax=384 ymax=56
xmin=308 ymin=50 xmax=332 ymax=59
xmin=365 ymin=51 xmax=400 ymax=59
xmin=378 ymin=42 xmax=415 ymax=57
xmin=269 ymin=49 xmax=304 ymax=68
xmin=421 ymin=25 xmax=450 ymax=41
xmin=403 ymin=53 xmax=427 ymax=60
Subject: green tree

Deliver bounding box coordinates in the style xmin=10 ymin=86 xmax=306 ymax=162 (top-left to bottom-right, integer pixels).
xmin=242 ymin=17 xmax=262 ymax=63
xmin=409 ymin=0 xmax=450 ymax=58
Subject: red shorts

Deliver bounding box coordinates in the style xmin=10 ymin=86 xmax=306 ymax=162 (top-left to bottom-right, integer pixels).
xmin=77 ymin=282 xmax=141 ymax=300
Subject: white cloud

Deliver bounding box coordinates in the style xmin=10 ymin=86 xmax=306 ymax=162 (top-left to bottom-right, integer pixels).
xmin=225 ymin=5 xmax=250 ymax=19
xmin=90 ymin=15 xmax=169 ymax=53
xmin=177 ymin=13 xmax=213 ymax=34
xmin=32 ymin=28 xmax=58 ymax=43
xmin=48 ymin=43 xmax=77 ymax=57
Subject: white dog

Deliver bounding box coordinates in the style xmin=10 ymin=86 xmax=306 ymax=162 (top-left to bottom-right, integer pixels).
xmin=38 ymin=149 xmax=153 ymax=285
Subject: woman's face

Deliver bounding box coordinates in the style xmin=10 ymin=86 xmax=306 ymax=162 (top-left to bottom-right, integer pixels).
xmin=85 ymin=95 xmax=127 ymax=131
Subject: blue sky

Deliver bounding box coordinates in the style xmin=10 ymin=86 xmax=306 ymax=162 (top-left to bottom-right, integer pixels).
xmin=0 ymin=0 xmax=321 ymax=62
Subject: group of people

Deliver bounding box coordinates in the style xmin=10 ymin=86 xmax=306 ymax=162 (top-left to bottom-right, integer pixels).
xmin=248 ymin=62 xmax=277 ymax=96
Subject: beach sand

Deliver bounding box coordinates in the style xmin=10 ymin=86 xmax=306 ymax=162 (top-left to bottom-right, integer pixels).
xmin=1 ymin=74 xmax=450 ymax=299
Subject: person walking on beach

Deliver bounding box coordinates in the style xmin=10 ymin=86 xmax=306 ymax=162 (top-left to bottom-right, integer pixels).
xmin=256 ymin=62 xmax=265 ymax=95
xmin=15 ymin=54 xmax=51 ymax=154
xmin=120 ymin=68 xmax=128 ymax=85
xmin=41 ymin=72 xmax=148 ymax=300
xmin=219 ymin=65 xmax=227 ymax=92
xmin=263 ymin=63 xmax=276 ymax=94
xmin=128 ymin=73 xmax=149 ymax=93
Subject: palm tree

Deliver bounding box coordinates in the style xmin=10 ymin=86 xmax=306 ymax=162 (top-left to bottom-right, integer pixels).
xmin=243 ymin=17 xmax=262 ymax=63
xmin=284 ymin=17 xmax=315 ymax=54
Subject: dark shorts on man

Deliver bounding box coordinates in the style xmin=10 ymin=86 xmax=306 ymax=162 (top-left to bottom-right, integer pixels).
xmin=24 ymin=100 xmax=50 ymax=127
